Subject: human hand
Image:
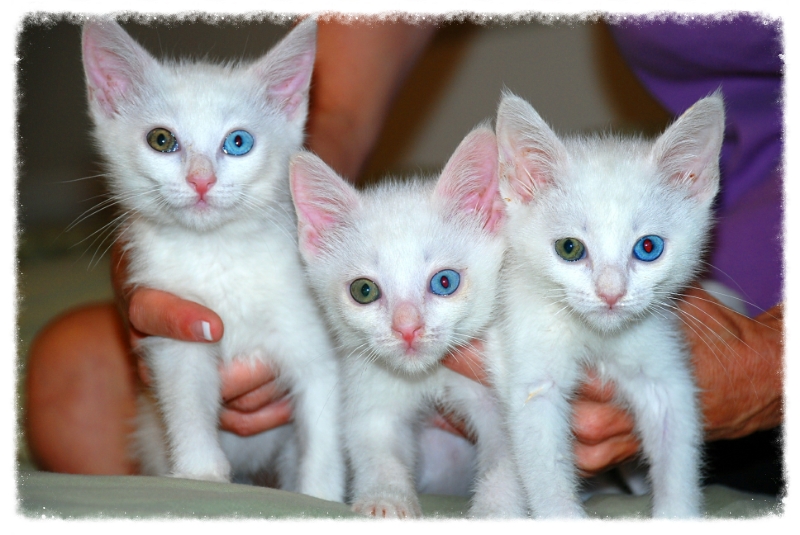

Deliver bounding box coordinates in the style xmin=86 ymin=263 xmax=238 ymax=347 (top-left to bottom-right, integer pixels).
xmin=307 ymin=19 xmax=436 ymax=182
xmin=111 ymin=240 xmax=224 ymax=347
xmin=114 ymin=241 xmax=293 ymax=436
xmin=679 ymin=285 xmax=783 ymax=441
xmin=571 ymin=373 xmax=639 ymax=477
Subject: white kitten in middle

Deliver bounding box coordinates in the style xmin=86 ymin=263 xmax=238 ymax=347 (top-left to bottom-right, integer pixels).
xmin=290 ymin=126 xmax=524 ymax=518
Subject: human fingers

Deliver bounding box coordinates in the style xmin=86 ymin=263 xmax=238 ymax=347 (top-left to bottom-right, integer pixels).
xmin=224 ymin=381 xmax=290 ymax=413
xmin=219 ymin=397 xmax=293 ymax=437
xmin=576 ymin=371 xmax=616 ymax=403
xmin=572 ymin=398 xmax=635 ymax=446
xmin=128 ymin=287 xmax=223 ymax=344
xmin=441 ymin=340 xmax=488 ymax=385
xmin=574 ymin=433 xmax=640 ymax=477
xmin=219 ymin=359 xmax=280 ymax=403
xmin=430 ymin=411 xmax=475 ymax=443
xmin=572 ymin=374 xmax=639 ymax=475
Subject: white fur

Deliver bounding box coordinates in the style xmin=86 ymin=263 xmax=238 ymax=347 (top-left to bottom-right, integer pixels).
xmin=291 ymin=127 xmax=525 ymax=518
xmin=490 ymin=92 xmax=725 ymax=518
xmin=81 ymin=18 xmax=344 ymax=501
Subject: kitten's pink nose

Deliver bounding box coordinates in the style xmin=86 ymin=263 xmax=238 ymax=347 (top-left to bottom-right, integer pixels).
xmin=187 ymin=174 xmax=217 ymax=199
xmin=598 ymin=290 xmax=624 ymax=307
xmin=596 ymin=266 xmax=626 ymax=308
xmin=392 ymin=302 xmax=424 ymax=347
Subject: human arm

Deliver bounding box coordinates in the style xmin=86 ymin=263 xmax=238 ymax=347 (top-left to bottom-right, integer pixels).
xmin=306 ymin=18 xmax=436 ymax=181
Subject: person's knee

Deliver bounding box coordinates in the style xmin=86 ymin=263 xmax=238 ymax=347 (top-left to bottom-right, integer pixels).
xmin=24 ymin=302 xmax=136 ymax=473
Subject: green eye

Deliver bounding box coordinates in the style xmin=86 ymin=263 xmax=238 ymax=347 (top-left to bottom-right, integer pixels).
xmin=350 ymin=278 xmax=381 ymax=304
xmin=146 ymin=128 xmax=179 ymax=153
xmin=555 ymin=238 xmax=586 ymax=261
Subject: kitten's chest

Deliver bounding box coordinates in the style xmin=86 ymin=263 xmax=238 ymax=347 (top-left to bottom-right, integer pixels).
xmin=124 ymin=220 xmax=313 ymax=340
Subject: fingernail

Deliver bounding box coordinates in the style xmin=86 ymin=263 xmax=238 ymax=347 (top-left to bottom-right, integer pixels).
xmin=192 ymin=320 xmax=214 ymax=342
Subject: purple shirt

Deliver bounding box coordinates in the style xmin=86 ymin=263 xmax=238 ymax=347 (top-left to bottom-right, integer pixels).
xmin=610 ymin=15 xmax=783 ymax=315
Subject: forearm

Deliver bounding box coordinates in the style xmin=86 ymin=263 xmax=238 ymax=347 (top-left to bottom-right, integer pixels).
xmin=306 ymin=18 xmax=437 ymax=182
xmin=680 ymin=288 xmax=783 ymax=441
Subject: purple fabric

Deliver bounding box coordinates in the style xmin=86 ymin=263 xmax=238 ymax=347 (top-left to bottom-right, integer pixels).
xmin=610 ymin=15 xmax=784 ymax=315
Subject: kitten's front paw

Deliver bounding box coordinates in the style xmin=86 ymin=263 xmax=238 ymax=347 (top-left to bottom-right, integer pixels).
xmin=352 ymin=493 xmax=422 ymax=519
xmin=171 ymin=455 xmax=231 ymax=483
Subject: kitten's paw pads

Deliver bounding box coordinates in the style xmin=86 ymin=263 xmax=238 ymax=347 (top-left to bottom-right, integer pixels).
xmin=352 ymin=495 xmax=422 ymax=519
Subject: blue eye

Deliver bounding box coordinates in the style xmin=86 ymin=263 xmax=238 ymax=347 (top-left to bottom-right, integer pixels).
xmin=222 ymin=130 xmax=254 ymax=156
xmin=430 ymin=269 xmax=460 ymax=296
xmin=633 ymin=235 xmax=664 ymax=262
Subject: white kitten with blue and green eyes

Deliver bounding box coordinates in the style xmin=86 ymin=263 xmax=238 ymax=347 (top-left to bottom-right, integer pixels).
xmin=489 ymin=91 xmax=725 ymax=518
xmin=290 ymin=126 xmax=525 ymax=518
xmin=81 ymin=18 xmax=345 ymax=501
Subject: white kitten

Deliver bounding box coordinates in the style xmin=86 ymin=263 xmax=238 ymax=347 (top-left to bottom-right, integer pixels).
xmin=490 ymin=92 xmax=724 ymax=518
xmin=81 ymin=19 xmax=344 ymax=501
xmin=290 ymin=126 xmax=524 ymax=518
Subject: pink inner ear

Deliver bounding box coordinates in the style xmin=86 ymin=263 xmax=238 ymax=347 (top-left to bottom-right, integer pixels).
xmin=508 ymin=146 xmax=553 ymax=204
xmin=438 ymin=128 xmax=506 ymax=234
xmin=271 ymin=49 xmax=315 ymax=96
xmin=83 ymin=30 xmax=134 ymax=116
xmin=293 ymin=177 xmax=334 ymax=256
xmin=266 ymin=49 xmax=315 ymax=119
xmin=290 ymin=155 xmax=355 ymax=257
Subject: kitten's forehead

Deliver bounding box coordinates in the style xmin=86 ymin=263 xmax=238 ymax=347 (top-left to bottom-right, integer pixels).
xmin=543 ymin=137 xmax=683 ymax=254
xmin=140 ymin=63 xmax=270 ymax=142
xmin=343 ymin=181 xmax=480 ymax=282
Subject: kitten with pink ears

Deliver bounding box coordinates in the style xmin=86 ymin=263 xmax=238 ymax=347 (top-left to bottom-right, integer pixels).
xmin=81 ymin=18 xmax=345 ymax=501
xmin=488 ymin=91 xmax=725 ymax=518
xmin=291 ymin=125 xmax=525 ymax=518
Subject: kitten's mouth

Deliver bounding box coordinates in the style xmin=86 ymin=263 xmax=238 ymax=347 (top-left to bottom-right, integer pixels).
xmin=399 ymin=342 xmax=421 ymax=357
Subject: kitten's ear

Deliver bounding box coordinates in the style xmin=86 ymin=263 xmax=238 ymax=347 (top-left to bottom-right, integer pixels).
xmin=290 ymin=151 xmax=360 ymax=257
xmin=495 ymin=92 xmax=567 ymax=203
xmin=651 ymin=91 xmax=725 ymax=203
xmin=251 ymin=18 xmax=317 ymax=127
xmin=82 ymin=19 xmax=157 ymax=118
xmin=434 ymin=125 xmax=505 ymax=234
